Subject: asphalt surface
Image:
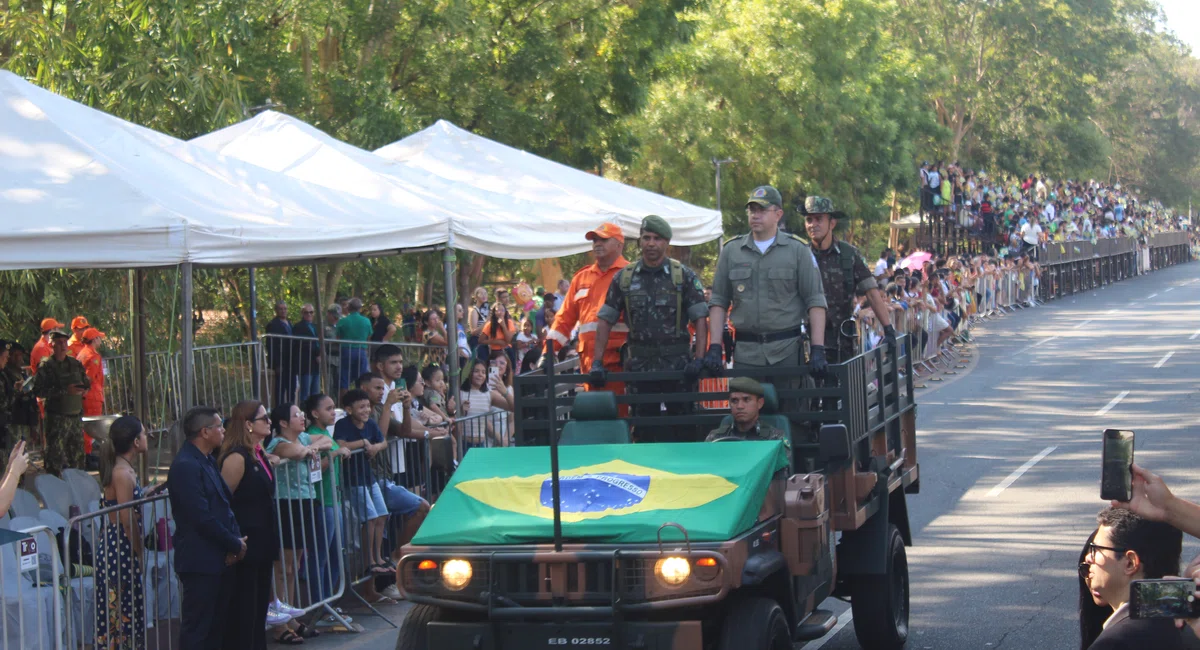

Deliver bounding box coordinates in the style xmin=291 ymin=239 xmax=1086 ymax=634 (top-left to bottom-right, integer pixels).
xmin=806 ymin=261 xmax=1200 ymax=650
xmin=314 ymin=261 xmax=1200 ymax=650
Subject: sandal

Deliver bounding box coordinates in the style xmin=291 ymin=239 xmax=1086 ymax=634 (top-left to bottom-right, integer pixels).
xmin=275 ymin=630 xmax=304 ymax=645
xmin=369 ymin=595 xmax=398 ymax=605
xmin=295 ymin=623 xmax=320 ymax=639
xmin=369 ymin=563 xmax=393 ymax=575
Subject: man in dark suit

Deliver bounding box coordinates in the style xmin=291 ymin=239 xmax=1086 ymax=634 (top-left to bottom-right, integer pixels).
xmin=1083 ymin=507 xmax=1185 ymax=649
xmin=169 ymin=406 xmax=247 ymax=650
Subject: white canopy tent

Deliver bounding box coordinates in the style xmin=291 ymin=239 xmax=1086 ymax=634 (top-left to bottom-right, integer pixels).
xmin=374 ymin=119 xmax=723 ymax=258
xmin=0 ymin=70 xmax=454 ymax=270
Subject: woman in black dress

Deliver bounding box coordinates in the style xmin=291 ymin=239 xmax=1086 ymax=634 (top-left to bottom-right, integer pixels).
xmin=220 ymin=401 xmax=287 ymax=647
xmin=368 ymin=303 xmax=395 ymax=342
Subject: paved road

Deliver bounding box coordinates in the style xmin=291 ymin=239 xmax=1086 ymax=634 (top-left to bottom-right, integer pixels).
xmin=316 ymin=262 xmax=1199 ymax=650
xmin=806 ymin=261 xmax=1200 ymax=650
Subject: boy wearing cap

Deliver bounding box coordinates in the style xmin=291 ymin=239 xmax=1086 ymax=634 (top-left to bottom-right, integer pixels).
xmin=593 ymin=215 xmax=709 ymax=442
xmin=546 ymin=222 xmax=630 ymax=400
xmin=33 ymin=329 xmax=89 ymax=475
xmin=705 ymin=377 xmax=787 ymax=446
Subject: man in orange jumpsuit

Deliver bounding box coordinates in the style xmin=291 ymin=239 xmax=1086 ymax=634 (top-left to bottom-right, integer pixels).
xmin=67 ymin=316 xmax=90 ymax=357
xmin=546 ymin=223 xmax=630 ymax=405
xmin=29 ymin=317 xmax=63 ymax=374
xmin=76 ymin=328 xmax=105 ymax=455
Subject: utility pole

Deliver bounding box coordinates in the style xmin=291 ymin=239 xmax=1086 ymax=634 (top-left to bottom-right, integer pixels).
xmin=712 ymin=158 xmax=736 ymax=218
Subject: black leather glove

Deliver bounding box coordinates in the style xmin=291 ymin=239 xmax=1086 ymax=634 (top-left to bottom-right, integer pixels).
xmin=883 ymin=325 xmax=898 ymax=352
xmin=684 ymin=357 xmax=704 ymax=383
xmin=808 ymin=344 xmax=828 ymax=380
xmin=588 ymin=362 xmax=608 ymax=388
xmin=702 ymin=344 xmax=725 ymax=375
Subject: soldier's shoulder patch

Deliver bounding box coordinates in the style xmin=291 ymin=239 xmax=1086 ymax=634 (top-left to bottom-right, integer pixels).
xmin=722 ymin=234 xmax=744 ymax=248
xmin=788 ymin=233 xmax=810 ymax=244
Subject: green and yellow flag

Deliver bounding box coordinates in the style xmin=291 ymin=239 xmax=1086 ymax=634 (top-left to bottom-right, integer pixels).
xmin=412 ymin=441 xmax=788 ymax=545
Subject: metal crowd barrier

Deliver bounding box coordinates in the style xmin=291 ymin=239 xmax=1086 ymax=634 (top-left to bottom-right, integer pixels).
xmin=0 ymin=524 xmax=64 ymax=650
xmin=62 ymin=493 xmax=178 ymax=650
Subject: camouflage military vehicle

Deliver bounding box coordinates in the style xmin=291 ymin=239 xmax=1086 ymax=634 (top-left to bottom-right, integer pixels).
xmin=396 ymin=342 xmax=919 ymax=650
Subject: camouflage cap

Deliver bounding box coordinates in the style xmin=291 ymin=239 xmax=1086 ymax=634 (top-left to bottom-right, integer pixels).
xmin=804 ymin=196 xmax=836 ymax=215
xmin=48 ymin=328 xmax=70 ymax=339
xmin=729 ymin=376 xmax=765 ymax=397
xmin=640 ymin=214 xmax=673 ymax=241
xmin=746 ymin=186 xmax=783 ymax=208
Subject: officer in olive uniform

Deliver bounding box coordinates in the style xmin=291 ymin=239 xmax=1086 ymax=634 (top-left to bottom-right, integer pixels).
xmin=802 ymin=196 xmax=897 ymax=363
xmin=592 ymin=215 xmax=710 ymax=442
xmin=704 ymin=377 xmax=788 ymax=450
xmin=706 ymin=186 xmax=828 ymax=377
xmin=33 ymin=329 xmax=90 ymax=475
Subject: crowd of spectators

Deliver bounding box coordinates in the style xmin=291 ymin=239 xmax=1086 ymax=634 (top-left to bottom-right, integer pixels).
xmin=918 ymin=162 xmax=1189 ymax=257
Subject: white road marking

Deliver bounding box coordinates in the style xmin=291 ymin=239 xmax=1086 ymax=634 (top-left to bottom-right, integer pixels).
xmin=1073 ymin=320 xmax=1092 ymax=329
xmin=1154 ymin=351 xmax=1175 ymax=368
xmin=1191 ymin=329 xmax=1200 ymax=341
xmin=1015 ymin=336 xmax=1059 ymax=355
xmin=803 ymin=613 xmax=854 ymax=650
xmin=1094 ymin=390 xmax=1130 ymax=417
xmin=1107 ymin=309 xmax=1120 ymax=314
xmin=1148 ymin=293 xmax=1159 ymax=299
xmin=1165 ymin=287 xmax=1175 ymax=293
xmin=986 ymin=446 xmax=1058 ymax=497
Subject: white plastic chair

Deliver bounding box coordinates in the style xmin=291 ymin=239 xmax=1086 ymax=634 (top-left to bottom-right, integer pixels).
xmin=61 ymin=469 xmax=102 ymax=510
xmin=10 ymin=489 xmax=41 ymax=519
xmin=35 ymin=511 xmax=67 ymax=536
xmin=31 ymin=475 xmax=72 ymax=519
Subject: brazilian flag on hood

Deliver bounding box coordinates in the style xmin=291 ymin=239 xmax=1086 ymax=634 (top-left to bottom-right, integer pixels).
xmin=412 ymin=441 xmax=788 ymax=545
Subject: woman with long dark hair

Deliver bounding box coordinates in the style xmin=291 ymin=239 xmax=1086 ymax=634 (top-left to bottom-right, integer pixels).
xmin=94 ymin=416 xmax=148 ymax=650
xmin=368 ymin=303 xmax=395 ymax=343
xmin=265 ymin=402 xmax=332 ymax=639
xmin=220 ymin=401 xmax=282 ymax=648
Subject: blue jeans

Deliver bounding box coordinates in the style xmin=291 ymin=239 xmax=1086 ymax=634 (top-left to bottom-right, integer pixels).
xmin=304 ymin=505 xmax=338 ymax=603
xmin=339 ymin=346 xmax=369 ymax=389
xmin=297 ymin=374 xmax=320 ymax=402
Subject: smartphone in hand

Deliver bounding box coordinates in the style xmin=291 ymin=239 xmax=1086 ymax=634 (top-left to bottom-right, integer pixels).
xmin=1130 ymin=579 xmax=1200 ymax=619
xmin=1100 ymin=429 xmax=1134 ymax=501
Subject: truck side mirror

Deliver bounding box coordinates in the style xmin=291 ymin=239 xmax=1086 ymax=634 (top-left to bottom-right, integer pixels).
xmin=819 ymin=424 xmax=852 ymax=464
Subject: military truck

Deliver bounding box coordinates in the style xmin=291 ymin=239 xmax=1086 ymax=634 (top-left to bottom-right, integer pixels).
xmin=396 ymin=341 xmax=919 ymax=649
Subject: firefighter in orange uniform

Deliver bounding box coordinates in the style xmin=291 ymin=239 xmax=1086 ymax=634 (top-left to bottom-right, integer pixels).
xmin=67 ymin=316 xmax=90 ymax=357
xmin=546 ymin=223 xmax=630 ymax=403
xmin=76 ymin=328 xmax=105 ymax=456
xmin=29 ymin=318 xmax=63 ymax=374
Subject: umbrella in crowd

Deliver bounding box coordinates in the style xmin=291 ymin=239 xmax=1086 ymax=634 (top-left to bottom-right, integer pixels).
xmin=899 ymin=251 xmax=933 ymax=270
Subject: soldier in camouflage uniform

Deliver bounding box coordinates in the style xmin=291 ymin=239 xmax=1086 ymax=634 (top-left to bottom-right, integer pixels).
xmin=592 ymin=215 xmax=710 ymax=442
xmin=802 ymin=196 xmax=897 ymax=363
xmin=704 ymin=377 xmax=789 ymax=452
xmin=33 ymin=329 xmax=90 ymax=475
xmin=5 ymin=342 xmax=37 ymax=455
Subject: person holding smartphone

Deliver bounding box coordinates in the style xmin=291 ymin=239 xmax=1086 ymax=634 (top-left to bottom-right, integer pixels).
xmin=1079 ymin=507 xmax=1184 ymax=649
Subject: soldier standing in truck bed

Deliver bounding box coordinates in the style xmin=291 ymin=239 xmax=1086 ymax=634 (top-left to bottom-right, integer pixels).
xmin=706 ymin=185 xmax=829 ymax=380
xmin=802 ymin=195 xmax=897 ymax=362
xmin=591 ymin=215 xmax=710 ymax=443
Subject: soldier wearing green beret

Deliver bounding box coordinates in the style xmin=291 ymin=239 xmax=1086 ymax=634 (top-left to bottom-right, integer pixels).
xmin=706 ymin=185 xmax=829 ymax=380
xmin=593 ymin=215 xmax=710 ymax=442
xmin=704 ymin=377 xmax=787 ymax=447
xmin=801 ymin=196 xmax=896 ymax=362
xmin=33 ymin=329 xmax=89 ymax=475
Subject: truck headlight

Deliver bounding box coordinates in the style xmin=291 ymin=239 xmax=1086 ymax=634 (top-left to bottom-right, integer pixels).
xmin=654 ymin=556 xmax=691 ymax=587
xmin=441 ymin=559 xmax=473 ymax=591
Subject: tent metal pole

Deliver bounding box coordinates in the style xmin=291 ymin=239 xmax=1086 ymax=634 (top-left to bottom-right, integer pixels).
xmin=132 ymin=269 xmax=149 ymax=480
xmin=443 ymin=247 xmax=460 ymax=415
xmin=181 ymin=262 xmax=195 ymax=414
xmin=248 ymin=267 xmax=261 ymax=401
xmin=311 ymin=264 xmax=326 ymax=395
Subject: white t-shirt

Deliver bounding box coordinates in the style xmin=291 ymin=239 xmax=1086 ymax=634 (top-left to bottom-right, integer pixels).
xmin=1042 ymin=203 xmax=1056 ymax=221
xmin=753 ymin=236 xmax=776 ymax=254
xmin=874 ymin=258 xmax=887 ymax=276
xmin=1021 ymin=223 xmax=1042 ymax=245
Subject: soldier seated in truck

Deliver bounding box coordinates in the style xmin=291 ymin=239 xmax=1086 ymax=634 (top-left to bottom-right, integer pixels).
xmin=704 ymin=377 xmax=789 ymax=451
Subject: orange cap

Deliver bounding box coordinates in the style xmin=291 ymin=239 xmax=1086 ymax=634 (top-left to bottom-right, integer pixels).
xmin=71 ymin=316 xmax=90 ymax=329
xmin=82 ymin=327 xmax=105 ymax=341
xmin=40 ymin=318 xmax=64 ymax=332
xmin=585 ymin=222 xmax=625 ymax=243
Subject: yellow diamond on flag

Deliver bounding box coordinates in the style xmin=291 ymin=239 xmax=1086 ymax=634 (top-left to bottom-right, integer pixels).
xmin=454 ymin=460 xmax=738 ymax=522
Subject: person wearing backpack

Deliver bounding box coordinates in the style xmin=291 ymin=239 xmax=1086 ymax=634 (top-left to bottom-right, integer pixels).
xmin=590 ymin=215 xmax=710 ymax=442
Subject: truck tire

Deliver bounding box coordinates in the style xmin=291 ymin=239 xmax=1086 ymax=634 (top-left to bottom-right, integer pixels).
xmin=850 ymin=524 xmax=909 ymax=649
xmin=717 ymin=597 xmax=792 ymax=650
xmin=395 ymin=603 xmax=451 ymax=650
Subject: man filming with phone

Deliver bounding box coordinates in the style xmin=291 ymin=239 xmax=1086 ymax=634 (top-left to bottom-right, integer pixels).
xmin=1081 ymin=507 xmax=1185 ymax=649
